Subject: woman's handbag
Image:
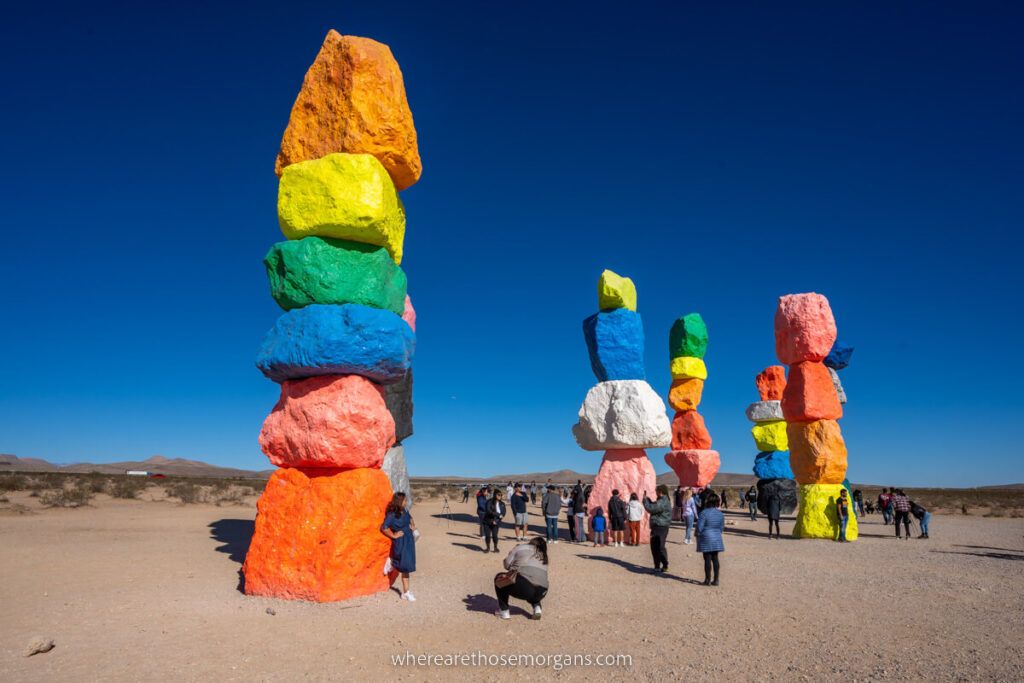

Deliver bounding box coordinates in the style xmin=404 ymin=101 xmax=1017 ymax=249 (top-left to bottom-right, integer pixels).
xmin=494 ymin=570 xmax=518 ymax=588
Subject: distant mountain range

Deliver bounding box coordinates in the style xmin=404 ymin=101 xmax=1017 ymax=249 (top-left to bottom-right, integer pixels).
xmin=3 ymin=454 xmax=1021 ymax=489
xmin=0 ymin=454 xmax=273 ymax=479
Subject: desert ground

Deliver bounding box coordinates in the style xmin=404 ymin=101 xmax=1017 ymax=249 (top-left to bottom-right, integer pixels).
xmin=2 ymin=486 xmax=1023 ymax=681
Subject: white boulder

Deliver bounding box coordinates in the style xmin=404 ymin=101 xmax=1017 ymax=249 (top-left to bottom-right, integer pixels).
xmin=572 ymin=380 xmax=671 ymax=451
xmin=381 ymin=445 xmax=412 ymax=507
xmin=828 ymin=367 xmax=847 ymax=404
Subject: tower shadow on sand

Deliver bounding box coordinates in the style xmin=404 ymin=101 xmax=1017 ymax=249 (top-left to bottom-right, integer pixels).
xmin=209 ymin=519 xmax=255 ymax=593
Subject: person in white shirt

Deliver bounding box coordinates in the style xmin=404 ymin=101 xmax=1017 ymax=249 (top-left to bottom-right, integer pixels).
xmin=626 ymin=492 xmax=644 ymax=546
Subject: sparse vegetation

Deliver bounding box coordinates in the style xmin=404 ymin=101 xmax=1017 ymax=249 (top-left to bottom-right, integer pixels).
xmin=39 ymin=484 xmax=95 ymax=508
xmin=107 ymin=477 xmax=151 ymax=499
xmin=165 ymin=481 xmax=203 ymax=504
xmin=0 ymin=474 xmax=28 ymax=492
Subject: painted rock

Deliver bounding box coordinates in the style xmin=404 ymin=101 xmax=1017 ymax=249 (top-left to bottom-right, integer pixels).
xmin=583 ymin=309 xmax=646 ymax=382
xmin=264 ymin=237 xmax=407 ymax=313
xmin=668 ymin=378 xmax=704 ymax=411
xmin=774 ymin=293 xmax=837 ymax=365
xmin=382 ymin=445 xmax=412 ymax=505
xmin=788 ymin=420 xmax=848 ymax=484
xmin=597 ymin=269 xmax=637 ymax=312
xmin=792 ymin=483 xmax=858 ymax=540
xmin=587 ymin=449 xmax=656 ymax=543
xmin=259 ymin=375 xmax=395 ymax=469
xmin=751 ymin=420 xmax=788 ymax=452
xmin=671 ymin=410 xmax=712 ymax=450
xmin=572 ymin=380 xmax=671 ymax=451
xmin=383 ymin=371 xmax=413 ymax=443
xmin=243 ymin=467 xmax=393 ymax=602
xmin=665 ymin=449 xmax=720 ymax=489
xmin=256 ymin=303 xmax=415 ymax=384
xmin=753 ymin=451 xmax=794 ymax=480
xmin=401 ymin=294 xmax=416 ymax=332
xmin=745 ymin=400 xmax=783 ymax=423
xmin=669 ymin=356 xmax=708 ymax=380
xmin=756 ymin=477 xmax=798 ymax=516
xmin=278 ymin=153 xmax=406 ymax=263
xmin=781 ymin=361 xmax=842 ymax=422
xmin=668 ymin=313 xmax=708 ymax=359
xmin=824 ymin=340 xmax=854 ymax=370
xmin=275 ymin=31 xmax=421 ymax=191
xmin=828 ymin=367 xmax=847 ymax=404
xmin=756 ymin=365 xmax=787 ymax=401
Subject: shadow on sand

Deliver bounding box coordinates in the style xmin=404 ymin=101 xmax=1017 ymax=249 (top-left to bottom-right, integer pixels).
xmin=577 ymin=554 xmax=704 ymax=585
xmin=209 ymin=518 xmax=254 ymax=593
xmin=932 ymin=549 xmax=1024 ymax=562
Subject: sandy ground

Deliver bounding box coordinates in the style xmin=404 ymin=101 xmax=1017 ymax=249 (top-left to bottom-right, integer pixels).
xmin=2 ymin=493 xmax=1023 ymax=681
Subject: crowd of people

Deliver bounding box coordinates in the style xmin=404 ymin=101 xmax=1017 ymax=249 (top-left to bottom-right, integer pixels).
xmin=384 ymin=479 xmax=934 ymax=617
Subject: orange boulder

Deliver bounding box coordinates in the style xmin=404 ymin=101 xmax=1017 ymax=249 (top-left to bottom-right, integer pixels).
xmin=259 ymin=374 xmax=395 ymax=469
xmin=243 ymin=467 xmax=393 ymax=602
xmin=781 ymin=361 xmax=842 ymax=422
xmin=787 ymin=420 xmax=848 ymax=484
xmin=275 ymin=31 xmax=422 ymax=191
xmin=668 ymin=378 xmax=704 ymax=411
xmin=671 ymin=410 xmax=712 ymax=450
xmin=755 ymin=365 xmax=787 ymax=401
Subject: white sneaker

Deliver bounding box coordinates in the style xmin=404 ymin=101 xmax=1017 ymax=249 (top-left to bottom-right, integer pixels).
xmin=401 ymin=592 xmax=416 ymax=602
xmin=496 ymin=609 xmax=510 ymax=619
xmin=532 ymin=605 xmax=542 ymax=620
xmin=383 ymin=557 xmax=392 ymax=575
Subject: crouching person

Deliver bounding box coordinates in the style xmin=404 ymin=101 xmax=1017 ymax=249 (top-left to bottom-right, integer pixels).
xmin=494 ymin=537 xmax=549 ymax=621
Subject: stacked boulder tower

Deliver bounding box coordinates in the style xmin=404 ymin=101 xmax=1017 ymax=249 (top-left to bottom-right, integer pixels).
xmin=774 ymin=293 xmax=856 ymax=540
xmin=242 ymin=31 xmax=421 ymax=602
xmin=747 ymin=366 xmax=797 ymax=514
xmin=664 ymin=313 xmax=721 ymax=489
xmin=572 ymin=270 xmax=670 ymax=543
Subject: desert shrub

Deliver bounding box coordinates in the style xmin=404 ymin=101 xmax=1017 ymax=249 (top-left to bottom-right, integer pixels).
xmin=39 ymin=484 xmax=94 ymax=508
xmin=962 ymin=504 xmax=970 ymax=515
xmin=209 ymin=480 xmax=229 ymax=493
xmin=108 ymin=477 xmax=150 ymax=499
xmin=212 ymin=488 xmax=245 ymax=506
xmin=0 ymin=495 xmax=9 ymax=503
xmin=166 ymin=481 xmax=203 ymax=504
xmin=82 ymin=476 xmax=112 ymax=494
xmin=0 ymin=474 xmax=28 ymax=492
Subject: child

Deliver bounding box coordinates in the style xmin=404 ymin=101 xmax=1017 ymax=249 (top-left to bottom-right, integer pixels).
xmin=626 ymin=492 xmax=644 ymax=546
xmin=591 ymin=509 xmax=607 ymax=546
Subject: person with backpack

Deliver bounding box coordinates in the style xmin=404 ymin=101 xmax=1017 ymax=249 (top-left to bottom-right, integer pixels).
xmin=483 ymin=490 xmax=507 ymax=552
xmin=541 ymin=485 xmax=562 ymax=543
xmin=607 ymin=489 xmax=627 ymax=547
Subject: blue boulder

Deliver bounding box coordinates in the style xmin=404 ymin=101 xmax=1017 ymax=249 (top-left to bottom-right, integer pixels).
xmin=582 ymin=308 xmax=645 ymax=381
xmin=824 ymin=340 xmax=854 ymax=370
xmin=256 ymin=303 xmax=415 ymax=384
xmin=753 ymin=451 xmax=794 ymax=480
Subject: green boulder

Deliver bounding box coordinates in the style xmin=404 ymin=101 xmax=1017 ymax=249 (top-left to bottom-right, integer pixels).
xmin=668 ymin=313 xmax=708 ymax=359
xmin=264 ymin=237 xmax=408 ymax=313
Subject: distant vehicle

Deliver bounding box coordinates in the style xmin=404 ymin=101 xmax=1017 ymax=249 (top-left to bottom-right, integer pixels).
xmin=125 ymin=470 xmax=150 ymax=476
xmin=150 ymin=473 xmax=167 ymax=479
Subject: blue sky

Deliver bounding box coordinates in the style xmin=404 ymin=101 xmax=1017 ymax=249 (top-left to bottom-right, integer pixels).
xmin=1 ymin=1 xmax=1021 ymax=486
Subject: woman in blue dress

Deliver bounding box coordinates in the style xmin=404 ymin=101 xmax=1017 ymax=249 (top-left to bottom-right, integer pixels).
xmin=381 ymin=492 xmax=418 ymax=602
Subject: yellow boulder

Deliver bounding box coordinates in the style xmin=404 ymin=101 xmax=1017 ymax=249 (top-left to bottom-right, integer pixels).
xmin=669 ymin=356 xmax=708 ymax=380
xmin=278 ymin=153 xmax=406 ymax=263
xmin=598 ymin=269 xmax=637 ymax=311
xmin=751 ymin=420 xmax=788 ymax=452
xmin=793 ymin=484 xmax=858 ymax=540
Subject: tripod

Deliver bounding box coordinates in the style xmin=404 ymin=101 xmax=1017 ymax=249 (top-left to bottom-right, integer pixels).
xmin=439 ymin=495 xmax=452 ymax=527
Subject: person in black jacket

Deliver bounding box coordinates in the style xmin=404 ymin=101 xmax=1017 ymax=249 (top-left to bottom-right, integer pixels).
xmin=476 ymin=486 xmax=491 ymax=538
xmin=484 ymin=490 xmax=507 ymax=553
xmin=607 ymin=489 xmax=627 ymax=547
xmin=511 ymin=484 xmax=530 ymax=541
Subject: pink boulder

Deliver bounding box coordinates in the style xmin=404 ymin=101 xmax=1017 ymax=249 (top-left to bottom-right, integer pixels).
xmin=665 ymin=449 xmax=721 ymax=488
xmin=774 ymin=293 xmax=837 ymax=365
xmin=587 ymin=449 xmax=657 ymax=544
xmin=259 ymin=374 xmax=395 ymax=469
xmin=401 ymin=294 xmax=416 ymax=332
